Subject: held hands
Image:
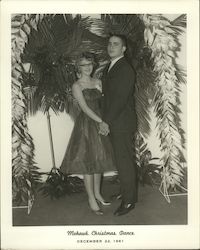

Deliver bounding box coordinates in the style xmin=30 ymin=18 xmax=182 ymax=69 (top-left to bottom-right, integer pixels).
xmin=99 ymin=121 xmax=110 ymax=136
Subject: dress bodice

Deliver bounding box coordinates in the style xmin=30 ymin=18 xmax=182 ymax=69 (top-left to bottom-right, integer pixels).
xmin=78 ymin=88 xmax=101 ymax=117
xmin=82 ymin=88 xmax=101 ymax=100
xmin=82 ymin=88 xmax=102 ymax=111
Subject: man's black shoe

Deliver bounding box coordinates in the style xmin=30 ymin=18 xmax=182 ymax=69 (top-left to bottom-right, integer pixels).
xmin=114 ymin=203 xmax=135 ymax=216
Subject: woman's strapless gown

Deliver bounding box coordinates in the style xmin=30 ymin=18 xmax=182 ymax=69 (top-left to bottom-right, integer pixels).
xmin=60 ymin=88 xmax=116 ymax=175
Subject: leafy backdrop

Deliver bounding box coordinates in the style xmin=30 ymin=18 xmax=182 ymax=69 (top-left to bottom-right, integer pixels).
xmin=11 ymin=14 xmax=186 ymax=207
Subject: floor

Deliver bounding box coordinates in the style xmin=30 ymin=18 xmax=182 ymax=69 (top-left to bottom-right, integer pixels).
xmin=13 ymin=178 xmax=187 ymax=226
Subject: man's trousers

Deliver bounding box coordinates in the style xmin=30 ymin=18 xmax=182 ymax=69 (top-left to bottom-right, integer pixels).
xmin=110 ymin=131 xmax=138 ymax=204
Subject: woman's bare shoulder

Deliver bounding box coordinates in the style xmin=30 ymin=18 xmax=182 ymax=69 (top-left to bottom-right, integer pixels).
xmin=72 ymin=82 xmax=84 ymax=97
xmin=72 ymin=81 xmax=82 ymax=90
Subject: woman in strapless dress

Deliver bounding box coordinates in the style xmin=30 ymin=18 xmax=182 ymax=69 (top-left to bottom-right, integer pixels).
xmin=60 ymin=52 xmax=116 ymax=215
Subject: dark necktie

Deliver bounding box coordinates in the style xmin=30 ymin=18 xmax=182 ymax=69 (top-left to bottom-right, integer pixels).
xmin=106 ymin=62 xmax=111 ymax=73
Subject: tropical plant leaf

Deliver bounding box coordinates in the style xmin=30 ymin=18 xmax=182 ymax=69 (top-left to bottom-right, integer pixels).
xmin=142 ymin=14 xmax=186 ymax=194
xmin=12 ymin=14 xmax=44 ymax=207
xmin=135 ymin=132 xmax=161 ymax=186
xmin=39 ymin=168 xmax=84 ymax=199
xmin=171 ymin=14 xmax=186 ymax=28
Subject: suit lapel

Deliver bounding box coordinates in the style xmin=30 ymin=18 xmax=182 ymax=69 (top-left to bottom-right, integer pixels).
xmin=102 ymin=63 xmax=110 ymax=94
xmin=102 ymin=58 xmax=126 ymax=93
xmin=107 ymin=57 xmax=125 ymax=76
xmin=104 ymin=62 xmax=111 ymax=76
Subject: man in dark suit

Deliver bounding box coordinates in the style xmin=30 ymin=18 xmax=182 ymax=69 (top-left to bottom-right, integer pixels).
xmin=99 ymin=34 xmax=138 ymax=216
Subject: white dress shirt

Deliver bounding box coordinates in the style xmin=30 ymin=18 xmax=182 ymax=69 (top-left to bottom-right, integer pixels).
xmin=108 ymin=55 xmax=124 ymax=72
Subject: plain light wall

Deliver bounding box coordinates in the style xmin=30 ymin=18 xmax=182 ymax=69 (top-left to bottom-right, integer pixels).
xmin=27 ymin=14 xmax=186 ymax=174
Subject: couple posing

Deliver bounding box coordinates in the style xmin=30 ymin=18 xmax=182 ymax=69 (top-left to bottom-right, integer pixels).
xmin=61 ymin=34 xmax=138 ymax=216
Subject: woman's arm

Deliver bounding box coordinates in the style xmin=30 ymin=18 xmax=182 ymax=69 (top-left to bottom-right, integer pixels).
xmin=72 ymin=83 xmax=103 ymax=123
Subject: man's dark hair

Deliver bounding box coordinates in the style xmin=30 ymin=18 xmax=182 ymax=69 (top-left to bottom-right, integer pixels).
xmin=108 ymin=33 xmax=128 ymax=47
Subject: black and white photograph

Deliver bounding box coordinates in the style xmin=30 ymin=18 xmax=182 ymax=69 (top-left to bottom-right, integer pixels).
xmin=11 ymin=12 xmax=188 ymax=224
xmin=1 ymin=0 xmax=199 ymax=249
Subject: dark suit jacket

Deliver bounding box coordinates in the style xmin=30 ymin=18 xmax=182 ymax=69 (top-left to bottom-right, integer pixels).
xmin=101 ymin=57 xmax=137 ymax=132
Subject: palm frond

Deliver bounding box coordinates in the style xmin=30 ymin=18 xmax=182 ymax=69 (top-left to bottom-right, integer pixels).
xmin=135 ymin=133 xmax=161 ymax=186
xmin=142 ymin=14 xmax=186 ymax=195
xmin=171 ymin=14 xmax=186 ymax=28
xmin=22 ymin=14 xmax=98 ymax=116
xmin=135 ymin=62 xmax=157 ymax=137
xmin=175 ymin=63 xmax=187 ymax=84
xmin=12 ymin=14 xmax=44 ymax=207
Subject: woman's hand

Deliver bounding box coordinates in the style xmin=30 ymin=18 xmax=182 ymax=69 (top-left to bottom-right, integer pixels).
xmin=99 ymin=121 xmax=110 ymax=136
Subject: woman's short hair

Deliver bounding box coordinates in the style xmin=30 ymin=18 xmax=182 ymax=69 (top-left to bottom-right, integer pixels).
xmin=75 ymin=52 xmax=95 ymax=67
xmin=75 ymin=52 xmax=97 ymax=77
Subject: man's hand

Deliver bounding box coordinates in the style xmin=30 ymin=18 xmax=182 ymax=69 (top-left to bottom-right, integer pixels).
xmin=99 ymin=121 xmax=110 ymax=136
